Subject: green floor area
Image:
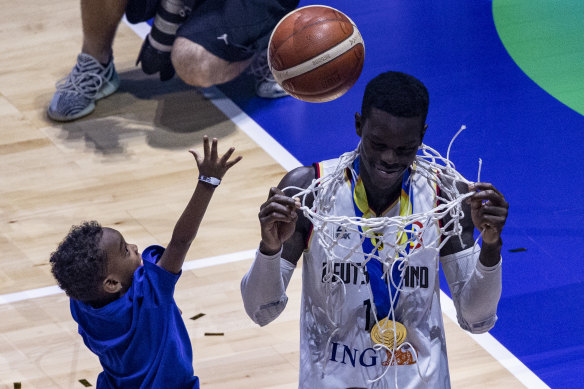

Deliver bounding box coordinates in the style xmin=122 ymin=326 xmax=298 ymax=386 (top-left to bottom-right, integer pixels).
xmin=493 ymin=0 xmax=584 ymax=116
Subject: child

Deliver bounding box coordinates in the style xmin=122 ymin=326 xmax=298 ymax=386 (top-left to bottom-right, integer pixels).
xmin=50 ymin=136 xmax=242 ymax=388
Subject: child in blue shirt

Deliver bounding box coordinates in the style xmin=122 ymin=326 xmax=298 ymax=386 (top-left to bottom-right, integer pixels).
xmin=49 ymin=136 xmax=241 ymax=388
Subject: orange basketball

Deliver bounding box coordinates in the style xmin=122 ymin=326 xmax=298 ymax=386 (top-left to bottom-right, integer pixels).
xmin=268 ymin=5 xmax=365 ymax=103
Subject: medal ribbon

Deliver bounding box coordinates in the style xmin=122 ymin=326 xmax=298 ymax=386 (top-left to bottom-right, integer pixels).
xmin=350 ymin=156 xmax=415 ymax=320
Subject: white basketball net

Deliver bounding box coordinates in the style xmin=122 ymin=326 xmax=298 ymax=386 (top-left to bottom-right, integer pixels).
xmin=284 ymin=125 xmax=481 ymax=385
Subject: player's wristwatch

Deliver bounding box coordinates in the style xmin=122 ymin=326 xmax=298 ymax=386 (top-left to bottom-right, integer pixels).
xmin=198 ymin=175 xmax=221 ymax=187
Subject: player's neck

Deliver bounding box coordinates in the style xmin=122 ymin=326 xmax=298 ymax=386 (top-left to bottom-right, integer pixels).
xmin=361 ymin=174 xmax=402 ymax=215
xmin=86 ymin=291 xmax=120 ymax=308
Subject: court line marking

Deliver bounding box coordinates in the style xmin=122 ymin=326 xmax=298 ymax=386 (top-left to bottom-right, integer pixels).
xmin=440 ymin=291 xmax=550 ymax=388
xmin=0 ymin=249 xmax=256 ymax=305
xmin=198 ymin=87 xmax=302 ymax=171
xmin=121 ymin=16 xmax=302 ymax=172
xmin=0 ymin=17 xmax=545 ymax=389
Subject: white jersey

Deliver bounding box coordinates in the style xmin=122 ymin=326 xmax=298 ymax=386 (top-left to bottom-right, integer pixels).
xmin=241 ymin=155 xmax=501 ymax=389
xmin=299 ymin=157 xmax=450 ymax=389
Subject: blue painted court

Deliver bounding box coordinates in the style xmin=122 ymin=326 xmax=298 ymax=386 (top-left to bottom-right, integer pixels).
xmin=217 ymin=0 xmax=584 ymax=387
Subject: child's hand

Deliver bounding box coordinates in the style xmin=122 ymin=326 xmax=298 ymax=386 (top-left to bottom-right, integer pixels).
xmin=189 ymin=136 xmax=242 ymax=182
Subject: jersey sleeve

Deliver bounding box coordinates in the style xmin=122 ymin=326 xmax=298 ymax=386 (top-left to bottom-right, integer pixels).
xmin=240 ymin=247 xmax=296 ymax=326
xmin=139 ymin=245 xmax=181 ymax=304
xmin=440 ymin=247 xmax=502 ymax=333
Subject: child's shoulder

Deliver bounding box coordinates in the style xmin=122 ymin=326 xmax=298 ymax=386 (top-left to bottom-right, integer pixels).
xmin=142 ymin=245 xmax=165 ymax=265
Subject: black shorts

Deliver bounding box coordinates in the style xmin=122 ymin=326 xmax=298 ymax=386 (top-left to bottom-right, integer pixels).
xmin=177 ymin=0 xmax=299 ymax=62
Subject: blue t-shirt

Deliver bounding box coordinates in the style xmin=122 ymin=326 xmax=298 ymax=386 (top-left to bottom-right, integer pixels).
xmin=70 ymin=245 xmax=199 ymax=388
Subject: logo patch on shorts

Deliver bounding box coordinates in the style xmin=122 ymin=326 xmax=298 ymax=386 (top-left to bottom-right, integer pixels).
xmin=216 ymin=33 xmax=229 ymax=45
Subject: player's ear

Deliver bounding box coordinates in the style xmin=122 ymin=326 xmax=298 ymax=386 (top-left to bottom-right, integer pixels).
xmin=355 ymin=112 xmax=363 ymax=137
xmin=420 ymin=123 xmax=428 ymax=145
xmin=102 ymin=276 xmax=122 ymax=294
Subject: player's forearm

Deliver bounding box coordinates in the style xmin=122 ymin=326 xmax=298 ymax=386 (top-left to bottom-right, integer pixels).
xmin=478 ymin=238 xmax=502 ymax=267
xmin=172 ymin=182 xmax=215 ymax=243
xmin=161 ymin=183 xmax=215 ymax=273
xmin=457 ymin=255 xmax=502 ymax=333
xmin=240 ymin=247 xmax=295 ymax=326
xmin=441 ymin=247 xmax=502 ymax=333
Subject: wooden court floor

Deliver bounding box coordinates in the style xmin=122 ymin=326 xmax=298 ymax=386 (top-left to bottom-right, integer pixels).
xmin=0 ymin=0 xmax=525 ymax=387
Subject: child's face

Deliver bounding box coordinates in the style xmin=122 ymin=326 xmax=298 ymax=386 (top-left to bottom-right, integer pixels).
xmin=100 ymin=227 xmax=143 ymax=295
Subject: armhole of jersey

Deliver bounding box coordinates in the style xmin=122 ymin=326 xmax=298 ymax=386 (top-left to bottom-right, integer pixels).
xmin=305 ymin=162 xmax=322 ymax=251
xmin=344 ymin=166 xmax=352 ymax=185
xmin=436 ymin=180 xmax=443 ymax=245
xmin=314 ymin=161 xmax=322 ymax=181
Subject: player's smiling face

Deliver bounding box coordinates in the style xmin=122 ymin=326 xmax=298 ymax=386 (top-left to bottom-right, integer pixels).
xmin=356 ymin=107 xmax=426 ymax=193
xmin=100 ymin=228 xmax=142 ymax=296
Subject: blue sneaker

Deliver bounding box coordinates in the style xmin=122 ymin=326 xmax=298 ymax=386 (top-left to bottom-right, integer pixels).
xmin=48 ymin=53 xmax=120 ymax=122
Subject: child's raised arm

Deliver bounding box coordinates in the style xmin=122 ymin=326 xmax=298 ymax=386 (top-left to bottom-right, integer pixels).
xmin=157 ymin=136 xmax=242 ymax=274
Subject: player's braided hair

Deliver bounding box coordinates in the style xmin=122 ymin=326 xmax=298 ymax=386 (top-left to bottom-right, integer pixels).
xmin=49 ymin=221 xmax=107 ymax=302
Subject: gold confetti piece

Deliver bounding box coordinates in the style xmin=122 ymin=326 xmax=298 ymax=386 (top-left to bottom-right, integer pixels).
xmin=509 ymin=248 xmax=527 ymax=253
xmin=190 ymin=313 xmax=206 ymax=320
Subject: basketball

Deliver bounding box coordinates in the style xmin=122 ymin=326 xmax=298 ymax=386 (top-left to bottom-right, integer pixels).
xmin=268 ymin=5 xmax=365 ymax=103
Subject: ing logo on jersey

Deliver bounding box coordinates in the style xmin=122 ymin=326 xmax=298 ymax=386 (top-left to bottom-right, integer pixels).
xmin=329 ymin=342 xmax=417 ymax=368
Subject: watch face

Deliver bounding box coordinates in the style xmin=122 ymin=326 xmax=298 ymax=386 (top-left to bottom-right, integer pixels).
xmin=199 ymin=175 xmax=220 ymax=186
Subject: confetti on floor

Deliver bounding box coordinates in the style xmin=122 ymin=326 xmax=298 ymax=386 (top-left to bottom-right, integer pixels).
xmin=190 ymin=313 xmax=206 ymax=321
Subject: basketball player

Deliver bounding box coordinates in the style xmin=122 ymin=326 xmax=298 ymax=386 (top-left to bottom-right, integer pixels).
xmin=241 ymin=71 xmax=509 ymax=388
xmin=49 ymin=136 xmax=241 ymax=387
xmin=47 ymin=0 xmax=299 ymax=122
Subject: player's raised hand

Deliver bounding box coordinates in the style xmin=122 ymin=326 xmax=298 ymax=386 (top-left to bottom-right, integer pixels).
xmin=258 ymin=187 xmax=301 ymax=255
xmin=189 ymin=136 xmax=242 ymax=183
xmin=468 ymin=182 xmax=509 ymax=245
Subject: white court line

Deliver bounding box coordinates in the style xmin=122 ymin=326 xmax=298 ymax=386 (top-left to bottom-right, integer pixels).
xmin=121 ymin=16 xmax=302 ymax=172
xmin=0 ymin=285 xmax=63 ymax=305
xmin=181 ymin=249 xmax=255 ymax=272
xmin=198 ymin=87 xmax=302 ymax=171
xmin=440 ymin=291 xmax=550 ymax=388
xmin=0 ymin=249 xmax=256 ymax=306
xmin=0 ymin=17 xmax=546 ymax=388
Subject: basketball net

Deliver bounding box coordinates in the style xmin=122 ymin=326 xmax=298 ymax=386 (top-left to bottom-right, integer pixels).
xmin=284 ymin=125 xmax=482 ymax=385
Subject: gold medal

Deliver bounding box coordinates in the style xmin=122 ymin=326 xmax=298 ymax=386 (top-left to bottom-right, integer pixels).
xmin=370 ymin=317 xmax=407 ymax=349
